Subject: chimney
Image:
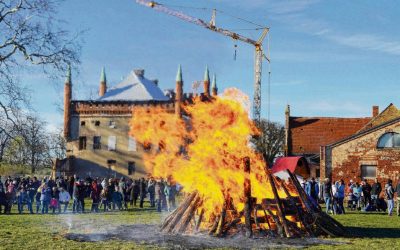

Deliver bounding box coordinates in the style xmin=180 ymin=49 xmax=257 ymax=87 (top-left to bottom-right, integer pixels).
xmin=203 ymin=65 xmax=210 ymax=97
xmin=64 ymin=65 xmax=72 ymax=140
xmin=99 ymin=67 xmax=107 ymax=97
xmin=284 ymin=104 xmax=291 ymax=156
xmin=372 ymin=106 xmax=379 ymax=117
xmin=134 ymin=69 xmax=145 ymax=77
xmin=175 ymin=65 xmax=183 ymax=117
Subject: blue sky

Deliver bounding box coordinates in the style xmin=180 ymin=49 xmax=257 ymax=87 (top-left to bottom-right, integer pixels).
xmin=26 ymin=0 xmax=400 ymax=130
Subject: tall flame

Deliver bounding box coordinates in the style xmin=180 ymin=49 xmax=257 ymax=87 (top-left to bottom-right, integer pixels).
xmin=130 ymin=88 xmax=283 ymax=220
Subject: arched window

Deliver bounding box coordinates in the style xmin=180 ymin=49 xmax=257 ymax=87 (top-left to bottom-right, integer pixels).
xmin=377 ymin=132 xmax=400 ymax=148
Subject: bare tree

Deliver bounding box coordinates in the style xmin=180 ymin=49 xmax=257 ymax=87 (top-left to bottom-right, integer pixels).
xmin=0 ymin=0 xmax=81 ymax=125
xmin=252 ymin=119 xmax=285 ymax=167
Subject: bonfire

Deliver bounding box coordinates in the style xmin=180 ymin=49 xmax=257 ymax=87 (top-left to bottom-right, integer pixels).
xmin=130 ymin=88 xmax=345 ymax=238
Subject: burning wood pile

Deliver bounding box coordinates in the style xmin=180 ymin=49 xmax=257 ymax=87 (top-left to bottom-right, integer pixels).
xmin=130 ymin=88 xmax=346 ymax=239
xmin=161 ymin=166 xmax=346 ymax=238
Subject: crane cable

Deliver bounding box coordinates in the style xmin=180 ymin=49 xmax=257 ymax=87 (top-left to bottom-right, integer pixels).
xmin=268 ymin=34 xmax=271 ymax=122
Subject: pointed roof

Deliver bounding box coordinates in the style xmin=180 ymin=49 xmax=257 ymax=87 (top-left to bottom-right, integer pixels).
xmin=211 ymin=74 xmax=217 ymax=89
xmin=98 ymin=69 xmax=169 ymax=101
xmin=100 ymin=67 xmax=106 ymax=83
xmin=65 ymin=64 xmax=71 ymax=83
xmin=176 ymin=64 xmax=182 ymax=82
xmin=204 ymin=65 xmax=210 ymax=82
xmin=358 ymin=103 xmax=400 ymax=132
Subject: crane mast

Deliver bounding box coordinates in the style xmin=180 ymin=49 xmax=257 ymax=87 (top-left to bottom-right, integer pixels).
xmin=136 ymin=0 xmax=269 ymax=122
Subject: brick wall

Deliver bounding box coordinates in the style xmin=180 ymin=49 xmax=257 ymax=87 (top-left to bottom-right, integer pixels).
xmin=328 ymin=121 xmax=400 ymax=185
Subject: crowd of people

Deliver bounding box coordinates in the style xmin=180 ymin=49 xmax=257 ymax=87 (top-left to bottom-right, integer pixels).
xmin=303 ymin=177 xmax=400 ymax=216
xmin=0 ymin=175 xmax=179 ymax=214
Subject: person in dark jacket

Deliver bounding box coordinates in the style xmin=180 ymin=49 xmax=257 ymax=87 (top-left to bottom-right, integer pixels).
xmin=130 ymin=180 xmax=140 ymax=207
xmin=371 ymin=178 xmax=382 ymax=200
xmin=139 ymin=178 xmax=147 ymax=208
xmin=147 ymin=178 xmax=156 ymax=207
xmin=322 ymin=178 xmax=333 ymax=214
xmin=361 ymin=179 xmax=372 ymax=207
xmin=385 ymin=179 xmax=395 ymax=216
xmin=90 ymin=180 xmax=101 ymax=213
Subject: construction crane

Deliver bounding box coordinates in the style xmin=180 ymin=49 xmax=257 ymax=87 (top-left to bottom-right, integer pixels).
xmin=136 ymin=0 xmax=270 ymax=123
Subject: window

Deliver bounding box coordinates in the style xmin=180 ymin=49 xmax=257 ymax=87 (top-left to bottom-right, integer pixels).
xmin=128 ymin=162 xmax=135 ymax=175
xmin=81 ymin=121 xmax=86 ymax=126
xmin=361 ymin=165 xmax=377 ymax=179
xmin=108 ymin=136 xmax=116 ymax=151
xmin=107 ymin=159 xmax=116 ymax=165
xmin=95 ymin=121 xmax=100 ymax=126
xmin=128 ymin=137 xmax=137 ymax=151
xmin=93 ymin=136 xmax=101 ymax=149
xmin=377 ymin=132 xmax=400 ymax=148
xmin=109 ymin=120 xmax=116 ymax=128
xmin=79 ymin=136 xmax=87 ymax=150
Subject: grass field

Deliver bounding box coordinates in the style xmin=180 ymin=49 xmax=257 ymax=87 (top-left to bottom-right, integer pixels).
xmin=0 ymin=200 xmax=399 ymax=249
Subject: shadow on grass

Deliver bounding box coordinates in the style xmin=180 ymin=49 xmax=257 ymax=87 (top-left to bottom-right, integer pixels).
xmin=346 ymin=226 xmax=400 ymax=238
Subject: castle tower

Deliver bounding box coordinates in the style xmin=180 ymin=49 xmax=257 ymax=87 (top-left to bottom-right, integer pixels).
xmin=63 ymin=65 xmax=72 ymax=139
xmin=175 ymin=64 xmax=183 ymax=117
xmin=211 ymin=74 xmax=218 ymax=96
xmin=99 ymin=66 xmax=107 ymax=97
xmin=203 ymin=65 xmax=210 ymax=97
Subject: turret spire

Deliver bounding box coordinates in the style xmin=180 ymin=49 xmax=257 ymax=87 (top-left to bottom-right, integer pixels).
xmin=212 ymin=74 xmax=217 ymax=89
xmin=204 ymin=65 xmax=210 ymax=82
xmin=176 ymin=64 xmax=183 ymax=82
xmin=100 ymin=66 xmax=106 ymax=83
xmin=99 ymin=66 xmax=107 ymax=97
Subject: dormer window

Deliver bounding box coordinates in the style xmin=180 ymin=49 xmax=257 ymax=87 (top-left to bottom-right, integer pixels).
xmin=377 ymin=132 xmax=400 ymax=148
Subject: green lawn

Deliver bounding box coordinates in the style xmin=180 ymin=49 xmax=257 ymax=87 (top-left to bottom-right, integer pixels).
xmin=0 ymin=200 xmax=399 ymax=249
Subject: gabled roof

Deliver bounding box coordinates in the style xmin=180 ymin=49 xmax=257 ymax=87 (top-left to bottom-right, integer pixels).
xmin=328 ymin=116 xmax=400 ymax=148
xmin=98 ymin=70 xmax=169 ymax=102
xmin=358 ymin=103 xmax=400 ymax=132
xmin=289 ymin=116 xmax=371 ymax=155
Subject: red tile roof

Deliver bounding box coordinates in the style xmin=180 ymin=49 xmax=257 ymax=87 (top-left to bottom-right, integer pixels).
xmin=289 ymin=116 xmax=371 ymax=155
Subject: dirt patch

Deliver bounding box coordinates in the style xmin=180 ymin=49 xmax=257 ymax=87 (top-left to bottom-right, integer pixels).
xmin=65 ymin=224 xmax=344 ymax=249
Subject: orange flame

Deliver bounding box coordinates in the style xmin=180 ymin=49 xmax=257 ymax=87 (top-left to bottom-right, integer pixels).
xmin=130 ymin=88 xmax=288 ymax=220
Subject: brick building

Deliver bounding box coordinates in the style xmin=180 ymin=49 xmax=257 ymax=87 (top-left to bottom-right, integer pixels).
xmin=60 ymin=65 xmax=218 ymax=178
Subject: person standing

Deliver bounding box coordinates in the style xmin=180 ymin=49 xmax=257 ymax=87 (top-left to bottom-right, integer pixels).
xmin=336 ymin=180 xmax=345 ymax=214
xmin=322 ymin=178 xmax=333 ymax=214
xmin=361 ymin=179 xmax=372 ymax=208
xmin=139 ymin=178 xmax=147 ymax=208
xmin=59 ymin=187 xmax=71 ymax=213
xmin=40 ymin=184 xmax=52 ymax=214
xmin=164 ymin=182 xmax=176 ymax=212
xmin=147 ymin=178 xmax=156 ymax=207
xmin=385 ymin=179 xmax=395 ymax=216
xmin=371 ymin=178 xmax=382 ymax=204
xmin=395 ymin=180 xmax=400 ymax=216
xmin=130 ymin=180 xmax=140 ymax=207
xmin=154 ymin=180 xmax=163 ymax=212
xmin=90 ymin=180 xmax=101 ymax=213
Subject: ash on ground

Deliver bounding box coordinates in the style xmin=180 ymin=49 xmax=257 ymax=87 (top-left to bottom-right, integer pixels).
xmin=64 ymin=224 xmax=343 ymax=249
